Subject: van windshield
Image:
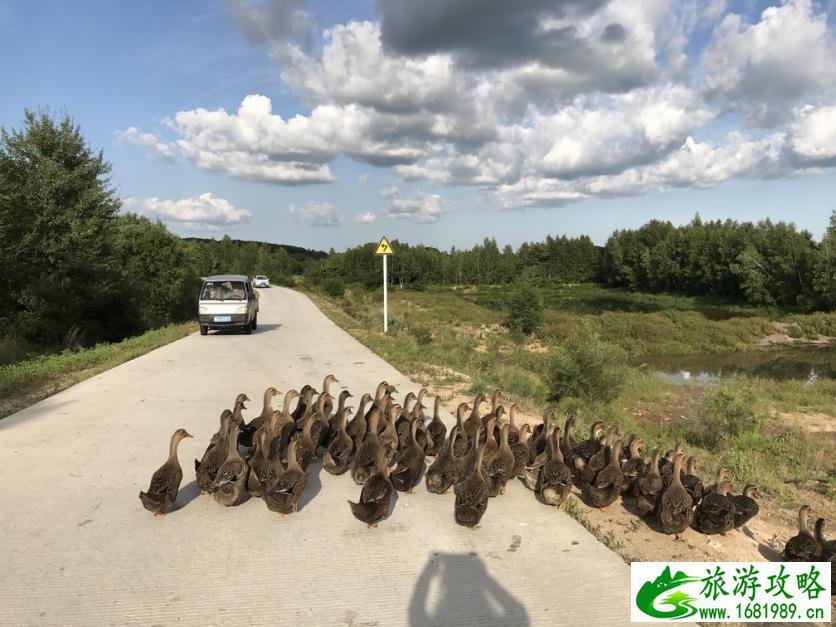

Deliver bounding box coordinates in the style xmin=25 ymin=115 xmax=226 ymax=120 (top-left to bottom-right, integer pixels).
xmin=200 ymin=281 xmax=247 ymax=301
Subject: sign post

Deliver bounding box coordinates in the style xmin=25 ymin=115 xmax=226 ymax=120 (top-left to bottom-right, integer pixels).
xmin=375 ymin=236 xmax=394 ymax=332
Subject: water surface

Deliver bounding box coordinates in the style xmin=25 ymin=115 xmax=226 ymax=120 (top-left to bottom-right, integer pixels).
xmin=638 ymin=345 xmax=834 ymax=384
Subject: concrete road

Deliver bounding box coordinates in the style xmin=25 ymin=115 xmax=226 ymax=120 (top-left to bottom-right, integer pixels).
xmin=0 ymin=287 xmax=657 ymax=626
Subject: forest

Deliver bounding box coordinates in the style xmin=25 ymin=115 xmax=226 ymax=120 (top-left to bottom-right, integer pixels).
xmin=1 ymin=110 xmax=834 ymax=356
xmin=309 ymin=215 xmax=835 ymax=311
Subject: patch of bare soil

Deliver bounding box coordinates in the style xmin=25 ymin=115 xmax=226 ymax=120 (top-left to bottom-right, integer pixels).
xmin=778 ymin=410 xmax=836 ymax=441
xmin=758 ymin=322 xmax=831 ymax=347
xmin=524 ymin=340 xmax=549 ymax=353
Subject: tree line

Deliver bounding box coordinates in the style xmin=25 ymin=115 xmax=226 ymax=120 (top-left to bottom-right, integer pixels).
xmin=2 ymin=110 xmax=833 ymax=351
xmin=0 ymin=111 xmax=322 ymax=349
xmin=309 ymin=215 xmax=835 ymax=311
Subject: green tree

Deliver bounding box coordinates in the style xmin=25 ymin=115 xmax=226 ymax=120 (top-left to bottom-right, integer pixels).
xmin=0 ymin=110 xmax=123 ymax=344
xmin=112 ymin=214 xmax=201 ymax=329
xmin=505 ymin=281 xmax=543 ymax=334
xmin=811 ymin=212 xmax=836 ymax=310
xmin=546 ymin=324 xmax=626 ymax=404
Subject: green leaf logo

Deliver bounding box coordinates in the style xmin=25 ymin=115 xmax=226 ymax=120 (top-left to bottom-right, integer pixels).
xmin=636 ymin=566 xmax=701 ymax=620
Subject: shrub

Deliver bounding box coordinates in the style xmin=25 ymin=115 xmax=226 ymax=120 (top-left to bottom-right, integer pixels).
xmin=409 ymin=325 xmax=433 ymax=346
xmin=505 ymin=281 xmax=543 ymax=334
xmin=700 ymin=385 xmax=763 ymax=447
xmin=322 ymin=277 xmax=345 ymax=299
xmin=545 ymin=324 xmax=626 ymax=405
xmin=270 ymin=275 xmax=294 ymax=287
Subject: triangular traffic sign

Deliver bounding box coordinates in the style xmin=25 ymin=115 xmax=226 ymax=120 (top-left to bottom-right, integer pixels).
xmin=375 ymin=236 xmax=395 ymax=255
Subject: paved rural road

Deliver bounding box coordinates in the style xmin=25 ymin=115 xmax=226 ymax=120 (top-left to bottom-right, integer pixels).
xmin=0 ymin=287 xmax=667 ymax=626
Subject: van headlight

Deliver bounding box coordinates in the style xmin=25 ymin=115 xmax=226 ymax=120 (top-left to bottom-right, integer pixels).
xmin=198 ymin=306 xmax=208 ymax=314
xmin=235 ymin=306 xmax=247 ymax=314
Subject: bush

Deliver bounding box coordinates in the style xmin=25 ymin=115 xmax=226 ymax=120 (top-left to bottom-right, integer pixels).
xmin=322 ymin=277 xmax=345 ymax=299
xmin=270 ymin=275 xmax=295 ymax=287
xmin=505 ymin=281 xmax=543 ymax=334
xmin=545 ymin=324 xmax=626 ymax=404
xmin=409 ymin=325 xmax=433 ymax=346
xmin=700 ymin=385 xmax=763 ymax=447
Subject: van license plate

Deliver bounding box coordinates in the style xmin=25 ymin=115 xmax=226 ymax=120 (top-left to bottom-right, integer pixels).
xmin=214 ymin=315 xmax=231 ymax=322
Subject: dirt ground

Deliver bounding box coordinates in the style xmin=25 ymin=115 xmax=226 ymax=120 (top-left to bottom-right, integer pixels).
xmin=758 ymin=322 xmax=831 ymax=347
xmin=408 ymin=374 xmax=835 ymax=571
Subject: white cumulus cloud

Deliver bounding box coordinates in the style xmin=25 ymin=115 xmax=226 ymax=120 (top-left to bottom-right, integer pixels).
xmin=121 ymin=192 xmax=252 ymax=232
xmin=116 ymin=126 xmax=176 ymax=160
xmin=353 ymin=211 xmax=376 ymax=223
xmin=382 ymin=186 xmax=443 ymax=223
xmin=290 ymin=201 xmax=342 ymax=226
xmin=116 ymin=0 xmax=836 ymax=212
xmin=701 ymin=0 xmax=836 ymax=125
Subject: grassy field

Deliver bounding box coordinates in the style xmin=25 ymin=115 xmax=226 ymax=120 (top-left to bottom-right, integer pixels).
xmin=308 ymin=283 xmax=835 ymax=509
xmin=0 ymin=322 xmax=196 ymax=419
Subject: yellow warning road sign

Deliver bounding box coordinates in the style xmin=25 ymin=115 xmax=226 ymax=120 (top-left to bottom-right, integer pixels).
xmin=375 ymin=236 xmax=395 ymax=255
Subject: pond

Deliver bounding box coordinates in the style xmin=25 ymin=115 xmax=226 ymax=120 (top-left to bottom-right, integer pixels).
xmin=638 ymin=345 xmax=835 ymax=384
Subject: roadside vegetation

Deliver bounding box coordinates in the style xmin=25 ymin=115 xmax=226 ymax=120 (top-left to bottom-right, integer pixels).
xmin=307 ymin=282 xmax=835 ymax=526
xmin=0 ymin=322 xmax=195 ymax=419
xmin=0 ymin=109 xmax=321 ymax=369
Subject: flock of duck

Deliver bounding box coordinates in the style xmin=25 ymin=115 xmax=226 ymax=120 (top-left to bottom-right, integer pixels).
xmin=139 ymin=377 xmax=835 ymax=568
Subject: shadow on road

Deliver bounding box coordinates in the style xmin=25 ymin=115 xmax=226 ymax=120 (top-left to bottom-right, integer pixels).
xmin=175 ymin=480 xmax=201 ymax=510
xmin=408 ymin=552 xmax=530 ymax=627
xmin=298 ymin=458 xmax=323 ymax=511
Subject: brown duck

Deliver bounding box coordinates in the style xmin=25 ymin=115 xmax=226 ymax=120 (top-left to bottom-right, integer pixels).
xmin=139 ymin=428 xmax=192 ymax=515
xmin=195 ymin=410 xmax=232 ymax=492
xmin=693 ymin=480 xmax=734 ymax=535
xmin=529 ymin=408 xmax=555 ymax=462
xmin=425 ymin=395 xmax=447 ymax=456
xmin=452 ymin=402 xmax=470 ymax=457
xmin=246 ymin=428 xmax=271 ymax=498
xmin=391 ymin=417 xmax=426 ymax=492
xmin=241 ymin=386 xmax=280 ymax=448
xmin=426 ymin=425 xmax=459 ymax=495
xmin=263 ymin=439 xmax=308 ymax=515
xmin=347 ymin=393 xmax=372 ymax=441
xmin=580 ymin=439 xmax=624 ymax=509
xmin=658 ymin=453 xmax=693 ymax=537
xmin=783 ymin=505 xmax=819 ymax=561
xmin=539 ymin=428 xmax=572 ymax=507
xmin=323 ymin=406 xmax=354 ymax=475
xmin=681 ymin=456 xmax=704 ymax=506
xmin=575 ymin=420 xmax=605 ymax=461
xmin=454 ymin=441 xmax=489 ymax=528
xmin=732 ymin=485 xmax=760 ymax=529
xmin=620 ymin=437 xmax=645 ymax=495
xmin=349 ymin=444 xmax=393 ymax=527
xmin=635 ymin=450 xmax=664 ymax=517
xmin=463 ymin=393 xmax=486 ymax=442
xmin=211 ymin=423 xmax=249 ymax=506
xmin=486 ymin=423 xmax=515 ymax=497
xmin=510 ymin=423 xmax=531 ymax=479
xmin=351 ymin=410 xmax=382 ymax=485
xmin=560 ymin=416 xmax=576 ymax=461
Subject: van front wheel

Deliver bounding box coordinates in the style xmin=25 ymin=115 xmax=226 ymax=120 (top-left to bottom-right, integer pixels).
xmin=243 ymin=323 xmax=252 ymax=335
xmin=200 ymin=325 xmax=208 ymax=336
xmin=251 ymin=313 xmax=257 ymax=330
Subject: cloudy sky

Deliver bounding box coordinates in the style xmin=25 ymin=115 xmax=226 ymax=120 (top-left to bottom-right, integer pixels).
xmin=2 ymin=0 xmax=835 ymax=250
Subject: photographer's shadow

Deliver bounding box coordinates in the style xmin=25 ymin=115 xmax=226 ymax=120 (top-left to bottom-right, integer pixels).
xmin=408 ymin=552 xmax=530 ymax=626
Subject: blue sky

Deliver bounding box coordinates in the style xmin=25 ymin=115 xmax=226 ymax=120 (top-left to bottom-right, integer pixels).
xmin=1 ymin=0 xmax=835 ymax=251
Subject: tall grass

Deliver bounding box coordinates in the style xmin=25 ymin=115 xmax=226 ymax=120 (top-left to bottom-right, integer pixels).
xmin=0 ymin=322 xmax=195 ymax=417
xmin=306 ymin=282 xmax=834 ymax=507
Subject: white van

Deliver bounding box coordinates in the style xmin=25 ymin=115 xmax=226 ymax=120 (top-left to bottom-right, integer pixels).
xmin=198 ymin=274 xmax=259 ymax=335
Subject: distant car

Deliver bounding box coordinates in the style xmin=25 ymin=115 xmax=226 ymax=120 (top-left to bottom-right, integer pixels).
xmin=253 ymin=275 xmax=270 ymax=288
xmin=198 ymin=274 xmax=259 ymax=335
